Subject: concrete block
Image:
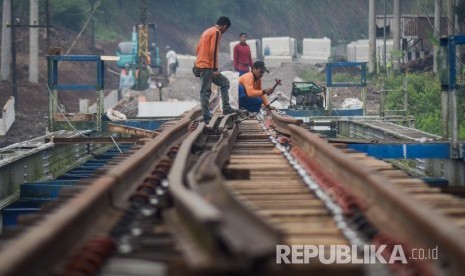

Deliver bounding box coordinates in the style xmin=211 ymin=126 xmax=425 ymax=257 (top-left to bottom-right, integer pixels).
xmin=264 ymin=55 xmax=293 ymax=67
xmin=137 ymin=101 xmax=199 ymax=117
xmin=0 ymin=97 xmax=15 ymax=136
xmin=89 ymin=90 xmax=118 ymax=113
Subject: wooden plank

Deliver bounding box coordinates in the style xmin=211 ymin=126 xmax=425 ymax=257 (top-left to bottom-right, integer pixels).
xmin=286 ymin=236 xmax=349 ymax=246
xmin=53 ymin=113 xmax=94 ymax=122
xmin=258 ymin=209 xmax=330 ymax=216
xmin=226 ymin=180 xmax=304 ymax=186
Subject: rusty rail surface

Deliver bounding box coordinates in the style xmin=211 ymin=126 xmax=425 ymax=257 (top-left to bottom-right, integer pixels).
xmin=268 ymin=111 xmax=465 ymax=275
xmin=167 ymin=114 xmax=281 ymax=270
xmin=1 ymin=107 xmax=464 ymax=275
xmin=0 ymin=108 xmax=202 ymax=276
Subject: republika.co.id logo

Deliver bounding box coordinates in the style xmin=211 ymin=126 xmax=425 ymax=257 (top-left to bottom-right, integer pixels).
xmin=276 ymin=245 xmax=438 ymax=264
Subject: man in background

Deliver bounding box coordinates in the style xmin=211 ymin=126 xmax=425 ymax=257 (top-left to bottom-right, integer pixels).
xmin=119 ymin=64 xmax=134 ymax=100
xmin=195 ymin=16 xmax=237 ymax=124
xmin=166 ymin=45 xmax=178 ymax=76
xmin=233 ymin=32 xmax=253 ymax=76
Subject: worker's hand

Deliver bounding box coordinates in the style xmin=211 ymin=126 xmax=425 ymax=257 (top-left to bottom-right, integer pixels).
xmin=213 ymin=71 xmax=220 ymax=77
xmin=264 ymin=88 xmax=274 ymax=95
xmin=265 ymin=104 xmax=277 ymax=111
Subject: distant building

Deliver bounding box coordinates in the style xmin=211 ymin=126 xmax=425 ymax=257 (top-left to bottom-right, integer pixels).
xmin=376 ymin=15 xmax=449 ymax=57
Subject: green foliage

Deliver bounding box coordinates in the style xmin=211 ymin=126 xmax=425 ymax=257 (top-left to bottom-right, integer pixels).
xmin=426 ymin=30 xmax=439 ymax=47
xmin=381 ymin=73 xmax=465 ymax=139
xmin=49 ymin=0 xmax=89 ymax=32
xmin=299 ymin=70 xmax=325 ymax=83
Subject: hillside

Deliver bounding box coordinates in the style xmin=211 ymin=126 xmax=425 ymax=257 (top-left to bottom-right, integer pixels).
xmin=95 ymin=0 xmax=419 ymax=55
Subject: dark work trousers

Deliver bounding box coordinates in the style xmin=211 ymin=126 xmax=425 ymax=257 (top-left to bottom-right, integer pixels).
xmin=199 ymin=68 xmax=231 ymax=122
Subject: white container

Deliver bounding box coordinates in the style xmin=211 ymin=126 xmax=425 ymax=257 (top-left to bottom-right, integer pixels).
xmin=302 ymin=37 xmax=331 ymax=62
xmin=264 ymin=55 xmax=293 ymax=67
xmin=176 ymin=54 xmax=197 ymax=75
xmin=262 ymin=37 xmax=295 ymax=57
xmin=347 ymin=39 xmax=393 ymax=65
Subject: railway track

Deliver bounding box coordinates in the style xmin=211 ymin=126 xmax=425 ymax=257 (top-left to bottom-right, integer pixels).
xmin=0 ymin=107 xmax=464 ymax=276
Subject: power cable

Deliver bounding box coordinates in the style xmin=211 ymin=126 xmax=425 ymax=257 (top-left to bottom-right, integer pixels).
xmin=417 ymin=0 xmax=464 ymax=67
xmin=56 ymin=1 xmax=101 ymax=116
xmin=46 ymin=84 xmax=88 ymax=138
xmin=417 ymin=0 xmax=441 ymax=38
xmin=62 ymin=1 xmax=101 ymax=57
xmin=435 ymin=0 xmax=458 ymax=34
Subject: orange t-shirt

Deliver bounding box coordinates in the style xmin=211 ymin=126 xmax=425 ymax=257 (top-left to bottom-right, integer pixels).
xmin=195 ymin=26 xmax=221 ymax=70
xmin=238 ymin=71 xmax=270 ymax=106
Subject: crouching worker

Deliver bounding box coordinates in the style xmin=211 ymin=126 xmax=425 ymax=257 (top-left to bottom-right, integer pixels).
xmin=238 ymin=60 xmax=275 ymax=112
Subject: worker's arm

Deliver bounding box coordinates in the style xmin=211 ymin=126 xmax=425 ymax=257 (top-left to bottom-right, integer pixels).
xmin=261 ymin=95 xmax=270 ymax=107
xmin=233 ymin=45 xmax=239 ymax=71
xmin=242 ymin=77 xmax=263 ymax=97
xmin=247 ymin=46 xmax=253 ymax=68
xmin=209 ymin=30 xmax=220 ymax=71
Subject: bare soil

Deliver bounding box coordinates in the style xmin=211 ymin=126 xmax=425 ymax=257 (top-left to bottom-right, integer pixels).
xmin=0 ymin=27 xmax=120 ymax=147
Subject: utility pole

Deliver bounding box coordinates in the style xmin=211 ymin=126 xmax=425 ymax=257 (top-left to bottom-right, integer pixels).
xmin=10 ymin=0 xmax=18 ymax=108
xmin=441 ymin=0 xmax=454 ymax=139
xmin=434 ymin=0 xmax=442 ymax=73
xmin=1 ymin=0 xmax=12 ymax=81
xmin=447 ymin=0 xmax=457 ymax=149
xmin=393 ymin=0 xmax=401 ymax=70
xmin=383 ymin=0 xmax=387 ymax=69
xmin=369 ymin=0 xmax=377 ymax=73
xmin=46 ymin=0 xmax=50 ymax=50
xmin=7 ymin=1 xmax=49 ymax=108
xmin=29 ymin=0 xmax=39 ymax=83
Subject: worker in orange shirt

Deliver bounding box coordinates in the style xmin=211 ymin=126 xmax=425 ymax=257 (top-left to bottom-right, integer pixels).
xmin=238 ymin=60 xmax=275 ymax=112
xmin=195 ymin=16 xmax=237 ymax=123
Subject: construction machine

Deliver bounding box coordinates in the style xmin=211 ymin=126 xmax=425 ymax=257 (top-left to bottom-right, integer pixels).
xmin=116 ymin=23 xmax=161 ymax=71
xmin=289 ymin=82 xmax=325 ymax=109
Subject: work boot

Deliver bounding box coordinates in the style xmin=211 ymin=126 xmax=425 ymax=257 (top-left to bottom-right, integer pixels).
xmin=203 ymin=115 xmax=211 ymax=125
xmin=223 ymin=107 xmax=239 ymax=115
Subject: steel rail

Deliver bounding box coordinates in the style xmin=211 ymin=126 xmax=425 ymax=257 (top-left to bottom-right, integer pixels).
xmin=269 ymin=110 xmax=303 ymax=135
xmin=108 ymin=122 xmax=159 ymax=138
xmin=167 ymin=114 xmax=282 ymax=270
xmin=0 ymin=108 xmax=202 ymax=276
xmin=167 ymin=121 xmax=222 ymax=225
xmin=189 ymin=119 xmax=282 ymax=263
xmin=287 ymin=124 xmax=465 ymax=275
xmin=266 ymin=111 xmax=465 ymax=274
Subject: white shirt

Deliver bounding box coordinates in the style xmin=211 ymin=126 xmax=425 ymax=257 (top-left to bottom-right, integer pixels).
xmin=166 ymin=50 xmax=177 ymax=65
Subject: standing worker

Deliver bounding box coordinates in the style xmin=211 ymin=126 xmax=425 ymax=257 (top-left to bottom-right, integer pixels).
xmin=135 ymin=60 xmax=151 ymax=91
xmin=233 ymin=32 xmax=253 ymax=76
xmin=119 ymin=64 xmax=134 ymax=100
xmin=194 ymin=16 xmax=237 ymax=124
xmin=238 ymin=60 xmax=275 ymax=112
xmin=166 ymin=45 xmax=178 ymax=76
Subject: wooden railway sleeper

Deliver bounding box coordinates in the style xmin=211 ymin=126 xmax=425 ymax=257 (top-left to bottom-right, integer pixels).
xmin=186 ymin=124 xmax=282 ymax=268
xmin=264 ymin=115 xmax=463 ymax=273
xmin=265 ymin=115 xmax=441 ymax=275
xmin=166 ymin=116 xmax=282 ymax=271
